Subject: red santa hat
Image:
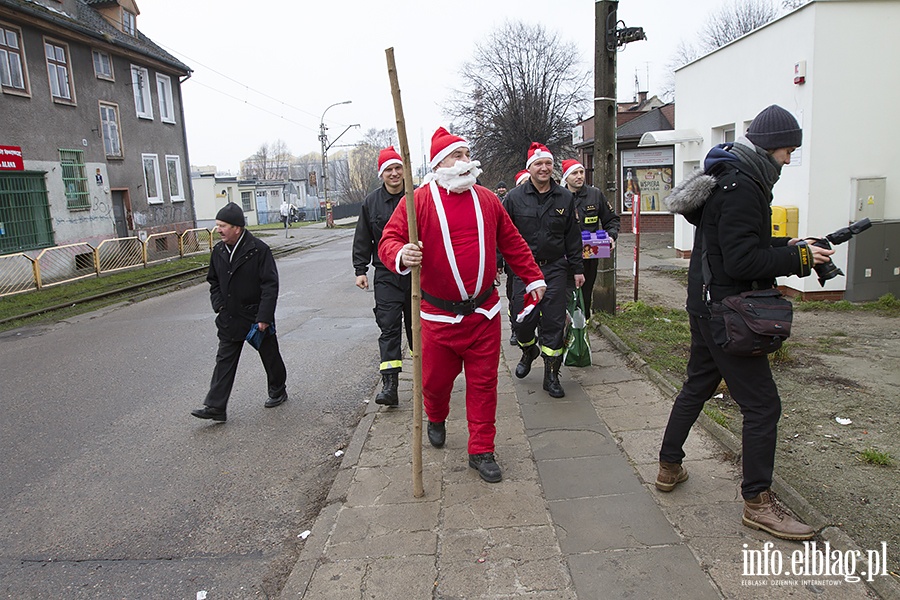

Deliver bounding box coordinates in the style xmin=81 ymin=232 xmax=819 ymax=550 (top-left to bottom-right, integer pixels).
xmin=561 ymin=159 xmax=584 ymax=183
xmin=515 ymin=170 xmax=530 ymax=186
xmin=516 ymin=292 xmax=540 ymax=323
xmin=377 ymin=146 xmax=403 ymax=176
xmin=429 ymin=127 xmax=469 ymax=170
xmin=525 ymin=142 xmax=553 ymax=169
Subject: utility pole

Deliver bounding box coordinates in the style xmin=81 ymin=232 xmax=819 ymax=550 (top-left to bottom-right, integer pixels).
xmin=593 ymin=0 xmax=619 ymax=316
xmin=593 ymin=1 xmax=645 ymax=315
xmin=319 ymin=100 xmax=353 ymax=228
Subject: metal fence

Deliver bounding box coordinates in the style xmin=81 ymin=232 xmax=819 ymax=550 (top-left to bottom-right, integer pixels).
xmin=0 ymin=228 xmax=213 ymax=297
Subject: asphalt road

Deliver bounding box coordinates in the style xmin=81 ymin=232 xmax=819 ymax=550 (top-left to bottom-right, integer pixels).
xmin=0 ymin=228 xmax=379 ymax=598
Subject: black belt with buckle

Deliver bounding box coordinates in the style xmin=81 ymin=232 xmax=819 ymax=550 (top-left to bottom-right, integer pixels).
xmin=422 ymin=286 xmax=494 ymax=316
xmin=537 ymin=256 xmax=563 ymax=267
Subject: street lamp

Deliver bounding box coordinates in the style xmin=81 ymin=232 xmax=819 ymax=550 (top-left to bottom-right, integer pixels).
xmin=319 ymin=100 xmax=352 ymax=228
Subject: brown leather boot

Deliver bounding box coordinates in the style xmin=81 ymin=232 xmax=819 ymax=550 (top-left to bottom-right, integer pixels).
xmin=742 ymin=489 xmax=815 ymax=541
xmin=655 ymin=461 xmax=688 ymax=492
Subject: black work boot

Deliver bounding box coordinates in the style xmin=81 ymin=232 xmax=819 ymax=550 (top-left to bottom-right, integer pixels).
xmin=515 ymin=344 xmax=541 ymax=379
xmin=427 ymin=420 xmax=446 ymax=448
xmin=542 ymin=356 xmax=565 ymax=398
xmin=375 ymin=373 xmax=399 ymax=406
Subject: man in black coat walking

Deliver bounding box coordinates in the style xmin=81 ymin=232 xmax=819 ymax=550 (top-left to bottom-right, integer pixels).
xmin=191 ymin=202 xmax=288 ymax=422
xmin=654 ymin=105 xmax=832 ymax=540
xmin=352 ymin=147 xmax=412 ymax=406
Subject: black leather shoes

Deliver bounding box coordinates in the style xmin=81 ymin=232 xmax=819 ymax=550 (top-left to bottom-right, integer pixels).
xmin=265 ymin=391 xmax=288 ymax=408
xmin=191 ymin=406 xmax=226 ymax=422
xmin=468 ymin=452 xmax=502 ymax=483
xmin=515 ymin=344 xmax=541 ymax=379
xmin=427 ymin=420 xmax=446 ymax=448
xmin=509 ymin=331 xmax=518 ymax=346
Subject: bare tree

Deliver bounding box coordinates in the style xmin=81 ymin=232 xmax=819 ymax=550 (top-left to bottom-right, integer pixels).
xmin=445 ymin=21 xmax=589 ymax=188
xmin=240 ymin=139 xmax=294 ymax=180
xmin=662 ymin=0 xmax=781 ymax=100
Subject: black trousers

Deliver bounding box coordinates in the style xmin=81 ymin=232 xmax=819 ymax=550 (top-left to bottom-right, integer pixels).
xmin=512 ymin=257 xmax=569 ymax=355
xmin=373 ymin=268 xmax=412 ymax=374
xmin=659 ymin=315 xmax=781 ymax=499
xmin=205 ymin=332 xmax=287 ymax=410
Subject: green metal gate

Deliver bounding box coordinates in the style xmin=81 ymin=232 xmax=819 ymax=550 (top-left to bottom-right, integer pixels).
xmin=0 ymin=171 xmax=54 ymax=254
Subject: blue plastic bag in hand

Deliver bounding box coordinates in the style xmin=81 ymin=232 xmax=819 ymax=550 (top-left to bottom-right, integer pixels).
xmin=245 ymin=323 xmax=275 ymax=350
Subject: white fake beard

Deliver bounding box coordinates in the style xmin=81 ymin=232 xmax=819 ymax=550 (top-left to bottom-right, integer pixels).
xmin=425 ymin=160 xmax=483 ymax=193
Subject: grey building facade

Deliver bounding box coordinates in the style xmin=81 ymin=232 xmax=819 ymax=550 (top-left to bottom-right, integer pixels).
xmin=0 ymin=0 xmax=193 ymax=253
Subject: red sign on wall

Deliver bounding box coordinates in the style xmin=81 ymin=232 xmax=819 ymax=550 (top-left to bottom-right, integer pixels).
xmin=0 ymin=146 xmax=24 ymax=171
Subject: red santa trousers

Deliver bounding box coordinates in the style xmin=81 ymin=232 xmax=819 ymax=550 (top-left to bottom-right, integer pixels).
xmin=421 ymin=311 xmax=501 ymax=455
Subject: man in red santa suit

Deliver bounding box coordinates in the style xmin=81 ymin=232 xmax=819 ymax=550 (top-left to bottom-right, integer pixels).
xmin=378 ymin=127 xmax=546 ymax=483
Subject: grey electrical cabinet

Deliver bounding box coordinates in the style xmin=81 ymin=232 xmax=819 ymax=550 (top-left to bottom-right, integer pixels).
xmin=851 ymin=177 xmax=886 ymax=222
xmin=845 ymin=220 xmax=899 ymax=301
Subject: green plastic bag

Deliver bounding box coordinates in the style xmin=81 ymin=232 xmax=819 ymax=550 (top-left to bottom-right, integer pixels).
xmin=564 ymin=288 xmax=591 ymax=367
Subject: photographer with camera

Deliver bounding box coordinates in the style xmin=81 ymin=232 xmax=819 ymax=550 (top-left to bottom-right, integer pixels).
xmin=654 ymin=105 xmax=833 ymax=541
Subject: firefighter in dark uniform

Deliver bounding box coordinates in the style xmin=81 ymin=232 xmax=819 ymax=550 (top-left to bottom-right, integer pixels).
xmin=562 ymin=159 xmax=620 ymax=319
xmin=503 ymin=143 xmax=584 ymax=398
xmin=352 ymin=147 xmax=412 ymax=406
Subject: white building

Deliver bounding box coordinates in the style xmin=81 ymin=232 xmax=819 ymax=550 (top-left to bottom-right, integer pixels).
xmin=665 ymin=0 xmax=899 ymax=301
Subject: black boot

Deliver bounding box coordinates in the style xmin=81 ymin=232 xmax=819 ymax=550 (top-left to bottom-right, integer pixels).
xmin=375 ymin=373 xmax=399 ymax=406
xmin=542 ymin=356 xmax=565 ymax=398
xmin=515 ymin=344 xmax=541 ymax=379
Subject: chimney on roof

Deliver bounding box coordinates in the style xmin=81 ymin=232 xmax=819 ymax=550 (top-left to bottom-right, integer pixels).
xmin=638 ymin=91 xmax=648 ymax=104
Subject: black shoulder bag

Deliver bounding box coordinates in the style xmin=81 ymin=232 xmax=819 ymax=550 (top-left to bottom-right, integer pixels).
xmin=701 ymin=221 xmax=793 ymax=357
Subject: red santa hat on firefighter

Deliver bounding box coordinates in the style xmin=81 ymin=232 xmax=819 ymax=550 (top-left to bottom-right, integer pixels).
xmin=515 ymin=170 xmax=530 ymax=186
xmin=525 ymin=142 xmax=553 ymax=169
xmin=561 ymin=159 xmax=584 ymax=183
xmin=429 ymin=127 xmax=469 ymax=170
xmin=377 ymin=146 xmax=403 ymax=176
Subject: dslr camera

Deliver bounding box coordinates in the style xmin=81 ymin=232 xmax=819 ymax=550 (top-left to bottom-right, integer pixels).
xmin=808 ymin=218 xmax=872 ymax=286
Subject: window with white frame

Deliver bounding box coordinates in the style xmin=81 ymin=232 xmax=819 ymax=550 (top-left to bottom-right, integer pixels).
xmin=122 ymin=10 xmax=136 ymax=36
xmin=92 ymin=50 xmax=113 ymax=81
xmin=165 ymin=155 xmax=185 ymax=201
xmin=131 ymin=65 xmax=152 ymax=119
xmin=45 ymin=39 xmax=75 ymax=102
xmin=1 ymin=23 xmax=29 ymax=94
xmin=142 ymin=154 xmax=163 ymax=204
xmin=241 ymin=191 xmax=252 ymax=211
xmin=99 ymin=102 xmax=122 ymax=158
xmin=156 ymin=74 xmax=175 ymax=123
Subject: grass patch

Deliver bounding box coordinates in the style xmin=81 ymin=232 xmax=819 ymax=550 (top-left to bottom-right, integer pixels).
xmin=796 ymin=293 xmax=899 ymax=316
xmin=596 ymin=301 xmax=690 ymax=383
xmin=703 ymin=405 xmax=730 ymax=428
xmin=0 ymin=255 xmax=210 ymax=329
xmin=654 ymin=266 xmax=690 ymax=287
xmin=860 ymin=448 xmax=892 ymax=466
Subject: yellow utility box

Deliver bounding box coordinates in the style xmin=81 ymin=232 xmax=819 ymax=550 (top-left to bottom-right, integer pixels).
xmin=771 ymin=206 xmax=798 ymax=238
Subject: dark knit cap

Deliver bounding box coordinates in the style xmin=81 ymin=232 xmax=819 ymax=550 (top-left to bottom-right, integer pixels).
xmin=216 ymin=202 xmax=245 ymax=227
xmin=497 ymin=181 xmax=507 ymax=189
xmin=746 ymin=105 xmax=802 ymax=150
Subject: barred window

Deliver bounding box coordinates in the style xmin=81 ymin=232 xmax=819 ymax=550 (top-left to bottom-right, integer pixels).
xmin=59 ymin=149 xmax=90 ymax=210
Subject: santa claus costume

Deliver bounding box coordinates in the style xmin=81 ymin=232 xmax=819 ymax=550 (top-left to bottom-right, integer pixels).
xmin=378 ymin=127 xmax=544 ymax=482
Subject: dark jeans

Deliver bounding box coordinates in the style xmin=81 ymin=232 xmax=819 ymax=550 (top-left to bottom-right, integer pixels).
xmin=205 ymin=332 xmax=287 ymax=410
xmin=659 ymin=315 xmax=781 ymax=499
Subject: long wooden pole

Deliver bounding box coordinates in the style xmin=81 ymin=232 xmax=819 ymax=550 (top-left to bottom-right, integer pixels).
xmin=385 ymin=47 xmax=424 ymax=498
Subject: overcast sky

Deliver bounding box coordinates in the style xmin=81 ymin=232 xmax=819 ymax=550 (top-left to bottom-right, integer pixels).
xmin=138 ymin=0 xmax=728 ymax=174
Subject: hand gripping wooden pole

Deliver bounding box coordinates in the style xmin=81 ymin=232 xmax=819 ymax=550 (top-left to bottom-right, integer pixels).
xmin=385 ymin=47 xmax=424 ymax=498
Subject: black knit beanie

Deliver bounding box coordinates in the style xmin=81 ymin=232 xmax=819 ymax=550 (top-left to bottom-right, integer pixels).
xmin=216 ymin=202 xmax=245 ymax=227
xmin=746 ymin=105 xmax=802 ymax=151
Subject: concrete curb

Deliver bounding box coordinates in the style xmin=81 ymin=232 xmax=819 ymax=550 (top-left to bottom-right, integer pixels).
xmin=596 ymin=323 xmax=900 ymax=600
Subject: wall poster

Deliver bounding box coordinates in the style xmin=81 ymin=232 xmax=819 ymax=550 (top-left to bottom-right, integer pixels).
xmin=620 ymin=147 xmax=674 ymax=214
